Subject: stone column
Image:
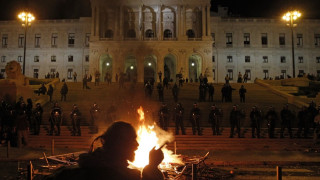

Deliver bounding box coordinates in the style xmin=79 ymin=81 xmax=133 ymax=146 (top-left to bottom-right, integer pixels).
xmin=139 ymin=5 xmax=143 ymax=40
xmin=206 ymin=5 xmax=211 ymax=37
xmin=158 ymin=5 xmax=162 ymax=40
xmin=92 ymin=6 xmax=96 ymax=36
xmin=202 ymin=6 xmax=206 ymax=38
xmin=137 ymin=55 xmax=144 ymax=83
xmin=120 ymin=6 xmax=123 ymax=39
xmin=176 ymin=6 xmax=180 ymax=39
xmin=95 ymin=7 xmax=100 ymax=37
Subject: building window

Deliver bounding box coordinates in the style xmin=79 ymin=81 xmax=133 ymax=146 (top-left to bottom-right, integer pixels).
xmin=227 ymin=69 xmax=233 ymax=80
xmin=51 ymin=56 xmax=56 ymax=62
xmin=163 ymin=29 xmax=172 ymax=38
xmin=2 ymin=34 xmax=8 ymax=48
xmin=85 ymin=33 xmax=90 ymax=46
xmin=245 ymin=69 xmax=251 ymax=80
xmin=18 ymin=56 xmax=22 ymax=62
xmin=315 ymin=34 xmax=320 ymax=46
xmin=33 ymin=69 xmax=39 ymax=78
xmin=298 ymin=56 xmax=303 ymax=63
xmin=105 ymin=30 xmax=113 ymax=39
xmin=261 ymin=33 xmax=268 ymax=46
xmin=279 ymin=33 xmax=285 ymax=45
xmin=51 ymin=33 xmax=58 ymax=48
xmin=245 ymin=56 xmax=250 ymax=63
xmin=281 ymin=56 xmax=286 ymax=63
xmin=281 ymin=70 xmax=286 ymax=79
xmin=297 ymin=34 xmax=303 ymax=46
xmin=263 ymin=56 xmax=268 ymax=63
xmin=298 ymin=70 xmax=304 ymax=77
xmin=263 ymin=70 xmax=269 ymax=79
xmin=68 ymin=55 xmax=73 ymax=62
xmin=317 ymin=57 xmax=320 ymax=63
xmin=50 ymin=68 xmax=56 ymax=73
xmin=18 ymin=34 xmax=24 ymax=48
xmin=67 ymin=69 xmax=73 ymax=79
xmin=145 ymin=29 xmax=154 ymax=38
xmin=34 ymin=56 xmax=39 ymax=62
xmin=244 ymin=33 xmax=250 ymax=46
xmin=226 ymin=33 xmax=232 ymax=47
xmin=34 ymin=34 xmax=41 ymax=48
xmin=211 ymin=33 xmax=215 ymax=47
xmin=212 ymin=56 xmax=215 ymax=63
xmin=85 ymin=55 xmax=89 ymax=62
xmin=127 ymin=29 xmax=136 ymax=38
xmin=1 ymin=56 xmax=6 ymax=62
xmin=186 ymin=29 xmax=195 ymax=38
xmin=227 ymin=56 xmax=233 ymax=63
xmin=68 ymin=33 xmax=75 ymax=47
xmin=212 ymin=69 xmax=215 ymax=80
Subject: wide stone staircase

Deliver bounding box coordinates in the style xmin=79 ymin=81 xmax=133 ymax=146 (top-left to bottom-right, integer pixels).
xmin=28 ymin=81 xmax=316 ymax=151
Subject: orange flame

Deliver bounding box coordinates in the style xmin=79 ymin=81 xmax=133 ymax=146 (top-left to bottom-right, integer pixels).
xmin=137 ymin=106 xmax=145 ymax=122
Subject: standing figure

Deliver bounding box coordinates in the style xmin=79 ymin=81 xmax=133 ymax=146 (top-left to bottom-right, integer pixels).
xmin=190 ymin=103 xmax=201 ymax=135
xmin=237 ymin=72 xmax=243 ymax=83
xmin=33 ymin=103 xmax=43 ymax=135
xmin=56 ymin=71 xmax=59 ymax=78
xmin=174 ymin=103 xmax=185 ymax=135
xmin=70 ymin=104 xmax=81 ymax=136
xmin=265 ymin=106 xmax=278 ymax=138
xmin=243 ymin=72 xmax=248 ymax=83
xmin=60 ymin=82 xmax=68 ymax=101
xmin=225 ymin=74 xmax=229 ymax=84
xmin=83 ymin=74 xmax=90 ymax=89
xmin=229 ymin=105 xmax=244 ymax=138
xmin=172 ymin=83 xmax=179 ymax=103
xmin=73 ymin=72 xmax=77 ymax=82
xmin=280 ymin=104 xmax=294 ymax=138
xmin=221 ymin=84 xmax=227 ymax=102
xmin=208 ymin=83 xmax=214 ymax=102
xmin=239 ymin=85 xmax=247 ymax=103
xmin=163 ymin=77 xmax=169 ymax=89
xmin=47 ymin=84 xmax=54 ymax=102
xmin=250 ymin=106 xmax=262 ymax=138
xmin=157 ymin=83 xmax=164 ymax=102
xmin=90 ymin=103 xmax=100 ymax=126
xmin=15 ymin=105 xmax=29 ymax=148
xmin=50 ymin=103 xmax=62 ymax=136
xmin=26 ymin=98 xmax=33 ymax=132
xmin=209 ymin=104 xmax=223 ymax=135
xmin=158 ymin=71 xmax=162 ymax=82
xmin=297 ymin=106 xmax=308 ymax=138
xmin=158 ymin=103 xmax=169 ymax=131
xmin=95 ymin=71 xmax=100 ymax=86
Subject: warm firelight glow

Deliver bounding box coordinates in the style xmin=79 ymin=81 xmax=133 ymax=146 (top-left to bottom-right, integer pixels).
xmin=129 ymin=106 xmax=183 ymax=170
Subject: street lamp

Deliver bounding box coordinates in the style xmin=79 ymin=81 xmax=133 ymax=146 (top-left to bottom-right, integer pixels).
xmin=18 ymin=11 xmax=35 ymax=75
xmin=282 ymin=10 xmax=301 ymax=78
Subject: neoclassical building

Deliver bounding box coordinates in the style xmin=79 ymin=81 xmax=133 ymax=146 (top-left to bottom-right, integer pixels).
xmin=0 ymin=1 xmax=320 ymax=83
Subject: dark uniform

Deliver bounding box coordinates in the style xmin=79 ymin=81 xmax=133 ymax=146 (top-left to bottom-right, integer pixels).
xmin=174 ymin=103 xmax=185 ymax=135
xmin=239 ymin=85 xmax=247 ymax=103
xmin=90 ymin=103 xmax=100 ymax=126
xmin=172 ymin=83 xmax=179 ymax=103
xmin=229 ymin=105 xmax=244 ymax=138
xmin=157 ymin=83 xmax=164 ymax=102
xmin=190 ymin=103 xmax=201 ymax=135
xmin=265 ymin=106 xmax=278 ymax=138
xmin=47 ymin=84 xmax=54 ymax=102
xmin=208 ymin=83 xmax=214 ymax=102
xmin=209 ymin=105 xmax=223 ymax=135
xmin=250 ymin=106 xmax=262 ymax=138
xmin=33 ymin=103 xmax=43 ymax=135
xmin=60 ymin=82 xmax=68 ymax=101
xmin=50 ymin=103 xmax=62 ymax=136
xmin=297 ymin=106 xmax=308 ymax=138
xmin=71 ymin=105 xmax=81 ymax=136
xmin=280 ymin=105 xmax=294 ymax=138
xmin=158 ymin=104 xmax=169 ymax=131
xmin=15 ymin=104 xmax=29 ymax=148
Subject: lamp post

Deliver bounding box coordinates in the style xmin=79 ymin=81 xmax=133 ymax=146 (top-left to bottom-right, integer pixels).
xmin=18 ymin=12 xmax=35 ymax=75
xmin=282 ymin=11 xmax=301 ymax=78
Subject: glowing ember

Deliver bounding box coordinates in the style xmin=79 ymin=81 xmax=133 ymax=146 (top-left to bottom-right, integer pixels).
xmin=129 ymin=106 xmax=183 ymax=170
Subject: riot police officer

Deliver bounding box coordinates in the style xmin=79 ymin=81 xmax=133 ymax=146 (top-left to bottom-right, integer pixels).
xmin=250 ymin=106 xmax=262 ymax=138
xmin=209 ymin=104 xmax=223 ymax=135
xmin=90 ymin=103 xmax=100 ymax=126
xmin=174 ymin=103 xmax=185 ymax=135
xmin=265 ymin=106 xmax=278 ymax=138
xmin=71 ymin=104 xmax=81 ymax=136
xmin=190 ymin=103 xmax=201 ymax=135
xmin=33 ymin=103 xmax=43 ymax=135
xmin=280 ymin=104 xmax=294 ymax=138
xmin=229 ymin=105 xmax=244 ymax=138
xmin=158 ymin=103 xmax=169 ymax=131
xmin=50 ymin=102 xmax=62 ymax=136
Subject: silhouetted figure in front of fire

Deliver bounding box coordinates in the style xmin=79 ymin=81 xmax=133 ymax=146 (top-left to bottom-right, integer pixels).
xmin=142 ymin=147 xmax=165 ymax=180
xmin=33 ymin=103 xmax=43 ymax=135
xmin=250 ymin=106 xmax=262 ymax=138
xmin=49 ymin=102 xmax=62 ymax=136
xmin=158 ymin=103 xmax=169 ymax=131
xmin=229 ymin=105 xmax=244 ymax=138
xmin=157 ymin=83 xmax=164 ymax=102
xmin=280 ymin=104 xmax=294 ymax=138
xmin=174 ymin=103 xmax=186 ymax=135
xmin=70 ymin=104 xmax=81 ymax=136
xmin=45 ymin=121 xmax=141 ymax=180
xmin=90 ymin=103 xmax=100 ymax=126
xmin=190 ymin=103 xmax=201 ymax=135
xmin=265 ymin=106 xmax=278 ymax=138
xmin=209 ymin=104 xmax=223 ymax=135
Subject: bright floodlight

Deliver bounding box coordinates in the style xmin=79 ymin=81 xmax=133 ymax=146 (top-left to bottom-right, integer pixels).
xmin=18 ymin=11 xmax=35 ymax=25
xmin=282 ymin=10 xmax=301 ymax=23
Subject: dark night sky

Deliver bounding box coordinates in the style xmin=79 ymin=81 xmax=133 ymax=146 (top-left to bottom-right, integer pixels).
xmin=0 ymin=0 xmax=320 ymax=21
